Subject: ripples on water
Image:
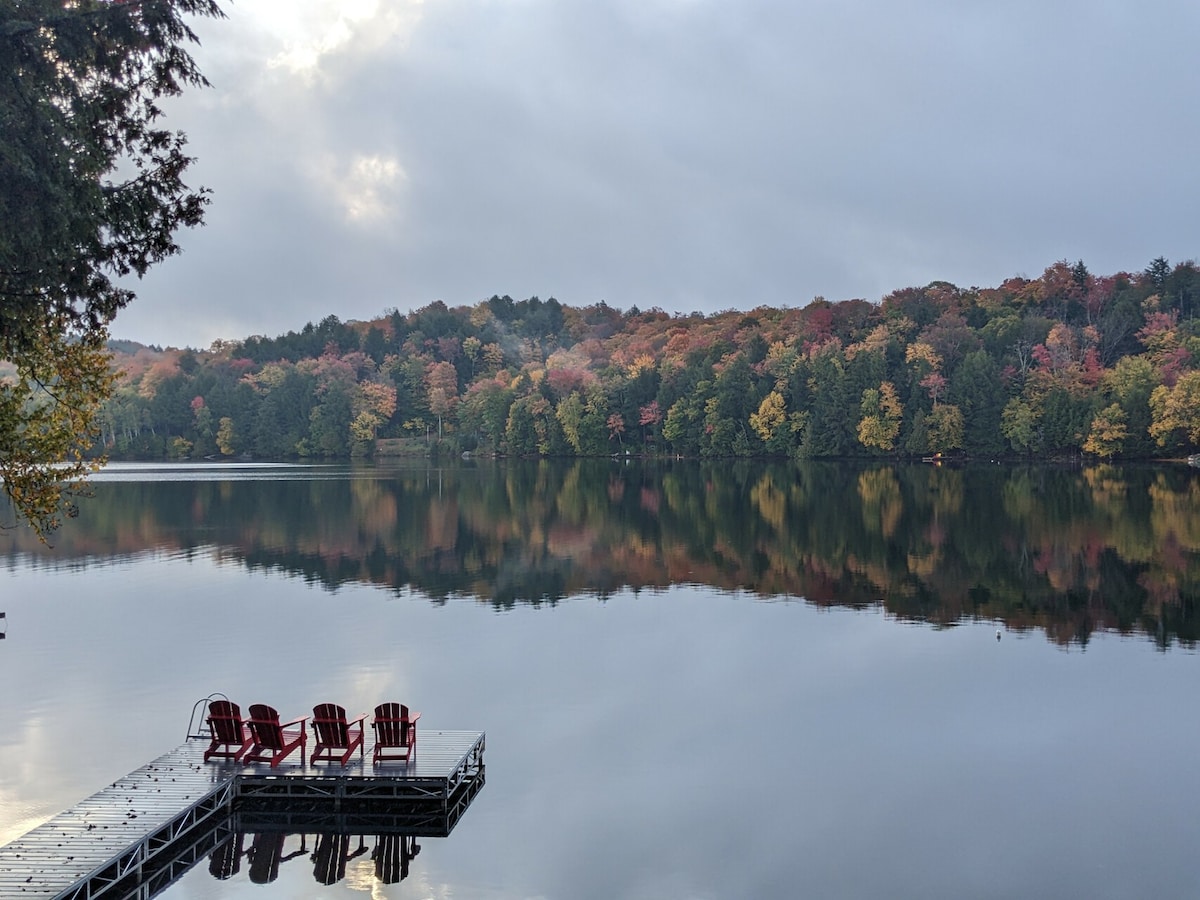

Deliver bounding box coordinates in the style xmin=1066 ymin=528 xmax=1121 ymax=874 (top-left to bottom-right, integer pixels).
xmin=89 ymin=461 xmax=358 ymax=482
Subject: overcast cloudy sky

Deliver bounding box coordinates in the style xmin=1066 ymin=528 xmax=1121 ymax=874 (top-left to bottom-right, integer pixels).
xmin=118 ymin=0 xmax=1200 ymax=348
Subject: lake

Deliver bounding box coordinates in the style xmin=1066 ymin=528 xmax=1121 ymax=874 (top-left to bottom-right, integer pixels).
xmin=1 ymin=459 xmax=1198 ymax=899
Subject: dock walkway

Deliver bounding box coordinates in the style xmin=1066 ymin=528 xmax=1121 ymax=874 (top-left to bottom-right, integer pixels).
xmin=0 ymin=730 xmax=485 ymax=899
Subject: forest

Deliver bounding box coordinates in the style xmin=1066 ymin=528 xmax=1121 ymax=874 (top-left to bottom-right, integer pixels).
xmin=71 ymin=256 xmax=1200 ymax=461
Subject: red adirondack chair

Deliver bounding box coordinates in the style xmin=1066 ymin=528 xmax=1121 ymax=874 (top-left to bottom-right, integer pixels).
xmin=310 ymin=703 xmax=367 ymax=765
xmin=244 ymin=704 xmax=308 ymax=767
xmin=371 ymin=702 xmax=421 ymax=763
xmin=204 ymin=699 xmax=253 ymax=762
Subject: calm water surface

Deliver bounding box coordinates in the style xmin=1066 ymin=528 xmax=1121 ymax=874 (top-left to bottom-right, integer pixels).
xmin=1 ymin=460 xmax=1198 ymax=899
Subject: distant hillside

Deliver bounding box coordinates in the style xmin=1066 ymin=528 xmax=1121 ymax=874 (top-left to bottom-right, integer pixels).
xmin=100 ymin=257 xmax=1200 ymax=461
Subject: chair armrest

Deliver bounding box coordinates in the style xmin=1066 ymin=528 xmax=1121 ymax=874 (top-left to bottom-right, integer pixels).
xmin=408 ymin=712 xmax=421 ymax=723
xmin=281 ymin=715 xmax=309 ymax=728
xmin=349 ymin=713 xmax=368 ymax=727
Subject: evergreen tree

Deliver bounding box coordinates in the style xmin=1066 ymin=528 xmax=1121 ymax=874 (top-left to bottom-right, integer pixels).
xmin=950 ymin=350 xmax=1006 ymax=455
xmin=0 ymin=0 xmax=223 ymax=536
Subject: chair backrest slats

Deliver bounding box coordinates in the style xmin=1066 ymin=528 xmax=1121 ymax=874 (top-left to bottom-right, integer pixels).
xmin=248 ymin=704 xmax=285 ymax=750
xmin=208 ymin=700 xmax=244 ymax=743
xmin=312 ymin=703 xmax=349 ymax=746
xmin=373 ymin=702 xmax=412 ymax=746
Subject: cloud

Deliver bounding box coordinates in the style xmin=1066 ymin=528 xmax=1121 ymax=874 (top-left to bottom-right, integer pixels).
xmin=262 ymin=0 xmax=425 ymax=81
xmin=310 ymin=153 xmax=408 ymax=224
xmin=116 ymin=0 xmax=1200 ymax=348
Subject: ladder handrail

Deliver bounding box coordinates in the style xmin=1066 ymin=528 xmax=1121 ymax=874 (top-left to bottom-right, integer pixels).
xmin=186 ymin=691 xmax=232 ymax=740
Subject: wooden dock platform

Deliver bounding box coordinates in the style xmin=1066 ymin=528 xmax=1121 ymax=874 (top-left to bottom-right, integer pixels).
xmin=0 ymin=730 xmax=485 ymax=899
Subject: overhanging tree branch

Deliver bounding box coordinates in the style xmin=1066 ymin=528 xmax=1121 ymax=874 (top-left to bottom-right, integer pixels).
xmin=0 ymin=0 xmax=224 ymax=539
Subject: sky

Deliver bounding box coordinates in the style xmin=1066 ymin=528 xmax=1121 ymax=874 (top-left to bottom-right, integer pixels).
xmin=117 ymin=0 xmax=1200 ymax=349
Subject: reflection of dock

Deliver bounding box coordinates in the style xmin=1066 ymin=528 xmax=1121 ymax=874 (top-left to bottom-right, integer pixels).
xmin=210 ymin=825 xmax=428 ymax=887
xmin=0 ymin=731 xmax=485 ymax=898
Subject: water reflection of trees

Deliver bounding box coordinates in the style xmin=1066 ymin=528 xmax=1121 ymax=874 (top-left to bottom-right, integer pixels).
xmin=3 ymin=460 xmax=1198 ymax=648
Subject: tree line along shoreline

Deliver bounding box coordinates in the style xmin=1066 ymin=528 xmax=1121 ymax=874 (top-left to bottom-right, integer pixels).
xmin=83 ymin=257 xmax=1200 ymax=463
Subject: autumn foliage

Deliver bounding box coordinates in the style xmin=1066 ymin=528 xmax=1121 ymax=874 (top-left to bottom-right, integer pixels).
xmin=97 ymin=258 xmax=1200 ymax=462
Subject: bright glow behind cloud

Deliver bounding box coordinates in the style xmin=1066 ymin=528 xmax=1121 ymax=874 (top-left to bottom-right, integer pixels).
xmin=340 ymin=154 xmax=407 ymax=223
xmin=239 ymin=0 xmax=424 ymax=79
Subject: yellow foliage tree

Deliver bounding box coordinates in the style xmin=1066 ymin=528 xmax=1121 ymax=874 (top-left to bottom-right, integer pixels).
xmin=216 ymin=416 xmax=237 ymax=456
xmin=1149 ymin=372 xmax=1200 ymax=448
xmin=749 ymin=390 xmax=787 ymax=444
xmin=857 ymin=381 xmax=903 ymax=452
xmin=905 ymin=341 xmax=943 ymax=372
xmin=1083 ymin=404 xmax=1128 ymax=459
xmin=0 ymin=326 xmax=116 ymax=540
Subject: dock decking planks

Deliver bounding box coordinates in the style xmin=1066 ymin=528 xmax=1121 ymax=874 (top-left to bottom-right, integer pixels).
xmin=0 ymin=730 xmax=484 ymax=898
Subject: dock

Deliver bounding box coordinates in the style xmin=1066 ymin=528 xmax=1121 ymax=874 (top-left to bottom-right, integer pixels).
xmin=0 ymin=730 xmax=485 ymax=898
